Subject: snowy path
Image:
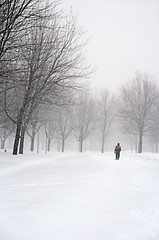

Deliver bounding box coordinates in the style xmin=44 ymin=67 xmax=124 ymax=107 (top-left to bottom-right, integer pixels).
xmin=0 ymin=151 xmax=159 ymax=240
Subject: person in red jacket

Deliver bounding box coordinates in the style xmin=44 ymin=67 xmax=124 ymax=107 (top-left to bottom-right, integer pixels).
xmin=114 ymin=143 xmax=121 ymax=160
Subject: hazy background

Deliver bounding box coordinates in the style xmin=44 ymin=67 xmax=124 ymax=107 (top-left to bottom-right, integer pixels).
xmin=62 ymin=0 xmax=159 ymax=92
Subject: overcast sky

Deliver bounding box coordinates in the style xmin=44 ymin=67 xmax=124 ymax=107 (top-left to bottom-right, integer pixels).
xmin=61 ymin=0 xmax=159 ymax=92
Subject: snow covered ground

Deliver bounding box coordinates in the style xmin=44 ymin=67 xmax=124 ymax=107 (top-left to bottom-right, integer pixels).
xmin=0 ymin=150 xmax=159 ymax=240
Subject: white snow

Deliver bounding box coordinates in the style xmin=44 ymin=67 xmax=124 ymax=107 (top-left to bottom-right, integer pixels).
xmin=0 ymin=150 xmax=159 ymax=240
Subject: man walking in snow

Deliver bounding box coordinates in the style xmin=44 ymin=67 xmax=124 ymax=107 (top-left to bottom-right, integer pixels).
xmin=114 ymin=143 xmax=121 ymax=160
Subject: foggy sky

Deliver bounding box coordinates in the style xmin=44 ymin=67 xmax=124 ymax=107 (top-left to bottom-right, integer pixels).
xmin=62 ymin=0 xmax=159 ymax=92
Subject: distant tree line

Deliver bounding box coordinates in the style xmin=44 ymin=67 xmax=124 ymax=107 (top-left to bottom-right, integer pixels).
xmin=0 ymin=1 xmax=159 ymax=155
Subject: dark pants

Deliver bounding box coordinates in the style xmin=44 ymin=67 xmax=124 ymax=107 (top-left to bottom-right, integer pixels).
xmin=116 ymin=152 xmax=120 ymax=160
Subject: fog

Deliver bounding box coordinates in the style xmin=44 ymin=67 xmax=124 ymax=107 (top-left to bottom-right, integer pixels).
xmin=62 ymin=0 xmax=159 ymax=92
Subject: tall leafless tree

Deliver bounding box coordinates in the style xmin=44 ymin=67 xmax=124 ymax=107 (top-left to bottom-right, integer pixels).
xmin=27 ymin=109 xmax=42 ymax=151
xmin=73 ymin=93 xmax=96 ymax=152
xmin=118 ymin=72 xmax=158 ymax=153
xmin=97 ymin=90 xmax=115 ymax=153
xmin=148 ymin=103 xmax=159 ymax=153
xmin=55 ymin=106 xmax=73 ymax=152
xmin=44 ymin=107 xmax=57 ymax=153
xmin=0 ymin=115 xmax=14 ymax=149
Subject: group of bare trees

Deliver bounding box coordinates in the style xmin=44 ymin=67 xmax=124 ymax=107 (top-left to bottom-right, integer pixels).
xmin=118 ymin=72 xmax=159 ymax=153
xmin=0 ymin=0 xmax=90 ymax=155
xmin=26 ymin=72 xmax=159 ymax=154
xmin=19 ymin=90 xmax=114 ymax=154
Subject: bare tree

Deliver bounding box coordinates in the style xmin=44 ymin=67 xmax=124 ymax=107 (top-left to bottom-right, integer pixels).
xmin=148 ymin=103 xmax=159 ymax=153
xmin=118 ymin=72 xmax=158 ymax=153
xmin=73 ymin=93 xmax=96 ymax=152
xmin=0 ymin=120 xmax=14 ymax=149
xmin=55 ymin=106 xmax=73 ymax=152
xmin=0 ymin=102 xmax=14 ymax=149
xmin=44 ymin=108 xmax=57 ymax=153
xmin=27 ymin=109 xmax=42 ymax=151
xmin=97 ymin=90 xmax=115 ymax=153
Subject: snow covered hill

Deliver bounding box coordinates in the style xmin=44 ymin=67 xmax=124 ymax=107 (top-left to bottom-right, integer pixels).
xmin=0 ymin=151 xmax=159 ymax=240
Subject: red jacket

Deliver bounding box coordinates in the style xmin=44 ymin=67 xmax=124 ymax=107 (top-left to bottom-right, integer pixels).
xmin=114 ymin=145 xmax=121 ymax=153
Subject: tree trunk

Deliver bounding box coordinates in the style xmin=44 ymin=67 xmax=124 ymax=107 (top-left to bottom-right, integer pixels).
xmin=62 ymin=138 xmax=65 ymax=152
xmin=13 ymin=107 xmax=25 ymax=155
xmin=155 ymin=138 xmax=158 ymax=153
xmin=19 ymin=128 xmax=25 ymax=154
xmin=30 ymin=135 xmax=35 ymax=151
xmin=101 ymin=135 xmax=105 ymax=154
xmin=1 ymin=139 xmax=5 ymax=149
xmin=79 ymin=139 xmax=83 ymax=152
xmin=101 ymin=120 xmax=106 ymax=153
xmin=45 ymin=134 xmax=47 ymax=154
xmin=47 ymin=139 xmax=51 ymax=152
xmin=13 ymin=123 xmax=22 ymax=155
xmin=135 ymin=135 xmax=138 ymax=153
xmin=138 ymin=132 xmax=143 ymax=153
xmin=37 ymin=131 xmax=39 ymax=153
